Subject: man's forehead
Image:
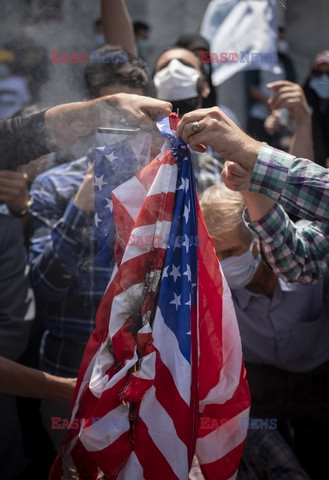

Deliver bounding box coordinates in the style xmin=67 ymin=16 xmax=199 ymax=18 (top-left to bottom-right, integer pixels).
xmin=155 ymin=48 xmax=200 ymax=73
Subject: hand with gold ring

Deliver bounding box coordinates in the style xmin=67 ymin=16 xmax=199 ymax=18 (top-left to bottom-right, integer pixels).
xmin=176 ymin=107 xmax=261 ymax=173
xmin=190 ymin=121 xmax=201 ymax=133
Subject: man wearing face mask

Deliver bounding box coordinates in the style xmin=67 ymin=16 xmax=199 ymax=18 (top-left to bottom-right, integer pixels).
xmin=200 ymin=183 xmax=329 ymax=480
xmin=0 ymin=49 xmax=31 ymax=119
xmin=303 ymin=51 xmax=329 ymax=167
xmin=153 ymin=47 xmax=223 ymax=192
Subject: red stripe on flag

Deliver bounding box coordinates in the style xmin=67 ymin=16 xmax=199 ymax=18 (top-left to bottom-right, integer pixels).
xmin=134 ymin=417 xmax=180 ymax=480
xmin=197 ymin=204 xmax=224 ymax=399
xmin=79 ymin=433 xmax=133 ymax=478
xmin=200 ymin=441 xmax=246 ymax=480
xmin=153 ymin=349 xmax=193 ymax=445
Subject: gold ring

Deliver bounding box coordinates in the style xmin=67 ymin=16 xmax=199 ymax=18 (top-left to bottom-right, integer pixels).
xmin=191 ymin=121 xmax=200 ymax=133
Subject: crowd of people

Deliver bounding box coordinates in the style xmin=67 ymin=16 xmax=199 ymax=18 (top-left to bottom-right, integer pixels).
xmin=1 ymin=0 xmax=329 ymax=479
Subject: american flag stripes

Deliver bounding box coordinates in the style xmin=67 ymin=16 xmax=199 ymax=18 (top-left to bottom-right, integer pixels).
xmin=50 ymin=121 xmax=250 ymax=480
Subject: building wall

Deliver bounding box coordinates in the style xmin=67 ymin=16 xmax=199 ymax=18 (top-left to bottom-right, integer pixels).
xmin=0 ymin=0 xmax=328 ymax=124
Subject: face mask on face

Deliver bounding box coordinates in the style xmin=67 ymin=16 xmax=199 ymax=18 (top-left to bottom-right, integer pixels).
xmin=95 ymin=34 xmax=105 ymax=47
xmin=278 ymin=39 xmax=289 ymax=55
xmin=154 ymin=58 xmax=201 ymax=101
xmin=309 ymin=74 xmax=329 ymax=99
xmin=137 ymin=38 xmax=148 ymax=54
xmin=0 ymin=63 xmax=10 ymax=78
xmin=220 ymin=240 xmax=261 ymax=290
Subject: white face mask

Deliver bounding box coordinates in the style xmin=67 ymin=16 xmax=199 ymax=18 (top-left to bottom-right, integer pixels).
xmin=153 ymin=58 xmax=200 ymax=101
xmin=220 ymin=240 xmax=261 ymax=290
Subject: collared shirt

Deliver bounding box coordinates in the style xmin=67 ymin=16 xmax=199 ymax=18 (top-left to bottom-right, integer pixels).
xmin=244 ymin=144 xmax=329 ymax=283
xmin=249 ymin=144 xmax=329 ymax=223
xmin=29 ymin=156 xmax=111 ymax=377
xmin=232 ymin=274 xmax=329 ymax=372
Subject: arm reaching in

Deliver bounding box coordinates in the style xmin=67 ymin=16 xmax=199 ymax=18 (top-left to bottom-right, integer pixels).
xmin=0 ymin=356 xmax=75 ymax=403
xmin=45 ymin=94 xmax=172 ymax=149
xmin=0 ymin=95 xmax=172 ymax=171
xmin=177 ymin=106 xmax=329 ymax=224
xmin=176 ymin=106 xmax=261 ymax=167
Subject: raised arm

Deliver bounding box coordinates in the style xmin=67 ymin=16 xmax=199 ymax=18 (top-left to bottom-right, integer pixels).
xmin=267 ymin=80 xmax=314 ymax=161
xmin=100 ymin=0 xmax=138 ymax=57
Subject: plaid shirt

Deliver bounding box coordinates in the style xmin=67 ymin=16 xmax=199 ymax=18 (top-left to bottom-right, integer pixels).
xmin=244 ymin=145 xmax=329 ymax=284
xmin=249 ymin=144 xmax=329 ymax=222
xmin=237 ymin=430 xmax=310 ymax=480
xmin=29 ymin=157 xmax=110 ymax=377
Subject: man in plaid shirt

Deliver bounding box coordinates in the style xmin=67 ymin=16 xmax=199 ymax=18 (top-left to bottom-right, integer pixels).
xmin=177 ymin=99 xmax=329 ymax=284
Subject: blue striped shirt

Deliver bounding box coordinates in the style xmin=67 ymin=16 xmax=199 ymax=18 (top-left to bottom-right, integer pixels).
xmin=29 ymin=156 xmax=111 ymax=376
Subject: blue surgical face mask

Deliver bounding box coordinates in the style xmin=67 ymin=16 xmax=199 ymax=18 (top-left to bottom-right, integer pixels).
xmin=309 ymin=74 xmax=329 ymax=99
xmin=95 ymin=33 xmax=105 ymax=47
xmin=0 ymin=63 xmax=10 ymax=78
xmin=220 ymin=240 xmax=261 ymax=290
xmin=137 ymin=38 xmax=149 ymax=58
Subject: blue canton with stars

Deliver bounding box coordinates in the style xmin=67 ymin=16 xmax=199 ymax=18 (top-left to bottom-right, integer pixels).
xmin=157 ymin=136 xmax=198 ymax=364
xmin=94 ymin=141 xmax=141 ymax=268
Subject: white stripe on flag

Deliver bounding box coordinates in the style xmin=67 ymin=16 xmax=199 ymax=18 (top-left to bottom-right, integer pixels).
xmin=79 ymin=404 xmax=130 ymax=452
xmin=139 ymin=385 xmax=189 ymax=480
xmin=109 ymin=282 xmax=145 ymax=337
xmin=196 ymin=408 xmax=250 ymax=464
xmin=146 ymin=163 xmax=177 ymax=196
xmin=153 ymin=307 xmax=191 ymax=405
xmin=131 ymin=351 xmax=156 ymax=381
xmin=118 ymin=451 xmax=145 ymax=480
xmin=89 ymin=340 xmax=115 ymax=398
xmin=113 ymin=176 xmax=147 ymax=221
xmin=122 ymin=221 xmax=172 ymax=264
xmin=70 ymin=344 xmax=102 ymax=422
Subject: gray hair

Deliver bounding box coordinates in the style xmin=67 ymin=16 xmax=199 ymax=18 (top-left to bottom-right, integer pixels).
xmin=200 ymin=184 xmax=251 ymax=241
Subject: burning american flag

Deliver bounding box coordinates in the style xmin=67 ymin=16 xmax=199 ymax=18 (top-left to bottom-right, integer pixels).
xmin=50 ymin=116 xmax=250 ymax=480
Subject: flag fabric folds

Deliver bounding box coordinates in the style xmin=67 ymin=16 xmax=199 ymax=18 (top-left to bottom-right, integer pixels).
xmin=50 ymin=120 xmax=250 ymax=480
xmin=200 ymin=0 xmax=277 ymax=86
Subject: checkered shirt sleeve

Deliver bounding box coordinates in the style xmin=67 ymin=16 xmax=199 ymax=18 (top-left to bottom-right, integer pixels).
xmin=249 ymin=144 xmax=329 ymax=223
xmin=244 ymin=203 xmax=329 ymax=284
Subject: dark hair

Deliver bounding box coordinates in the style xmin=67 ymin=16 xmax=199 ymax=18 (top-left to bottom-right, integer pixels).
xmin=133 ymin=21 xmax=150 ymax=35
xmin=84 ymin=45 xmax=153 ymax=98
xmin=175 ymin=33 xmax=210 ymax=53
